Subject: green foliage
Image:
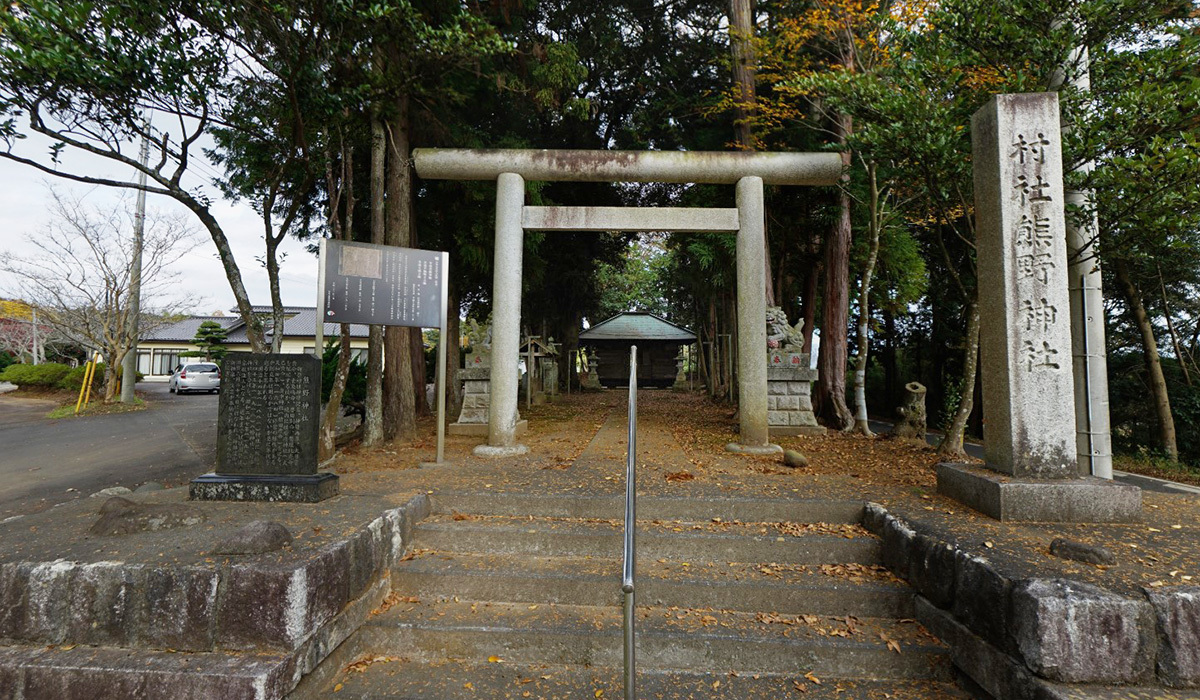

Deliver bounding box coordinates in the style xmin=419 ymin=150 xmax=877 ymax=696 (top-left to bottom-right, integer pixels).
xmin=0 ymin=352 xmax=13 ymax=372
xmin=0 ymin=362 xmax=72 ymax=388
xmin=321 ymin=338 xmax=366 ymax=406
xmin=180 ymin=321 xmax=230 ymax=362
xmin=595 ymin=239 xmax=671 ymax=320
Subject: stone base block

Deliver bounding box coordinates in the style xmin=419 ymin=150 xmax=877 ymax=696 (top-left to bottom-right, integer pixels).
xmin=769 ymin=425 xmax=828 ymax=437
xmin=472 ymin=443 xmax=530 ymax=457
xmin=724 ymin=442 xmax=783 ymax=455
xmin=190 ymin=473 xmax=339 ymax=503
xmin=937 ymin=463 xmax=1141 ymax=523
xmin=447 ymin=419 xmax=527 ymax=437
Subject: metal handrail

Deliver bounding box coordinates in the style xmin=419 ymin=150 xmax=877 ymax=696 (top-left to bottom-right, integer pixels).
xmin=622 ymin=345 xmax=637 ymax=700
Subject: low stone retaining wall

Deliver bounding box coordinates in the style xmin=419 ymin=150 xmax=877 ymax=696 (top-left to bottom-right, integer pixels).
xmin=0 ymin=494 xmax=430 ymax=699
xmin=863 ymin=502 xmax=1200 ymax=697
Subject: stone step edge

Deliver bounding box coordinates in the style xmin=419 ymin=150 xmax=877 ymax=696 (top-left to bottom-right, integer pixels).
xmin=415 ymin=517 xmax=874 ymax=543
xmin=310 ymin=656 xmax=973 ymax=700
xmin=393 ymin=551 xmax=910 ymax=593
xmin=429 ymin=492 xmax=865 ymax=523
xmin=365 ymin=599 xmax=943 ymax=651
xmin=0 ymin=577 xmax=390 ymax=700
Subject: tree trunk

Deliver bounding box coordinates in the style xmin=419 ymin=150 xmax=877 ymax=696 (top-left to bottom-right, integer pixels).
xmin=318 ymin=138 xmax=354 ymax=459
xmin=383 ymin=93 xmax=416 ymax=442
xmin=446 ymin=284 xmax=462 ymax=417
xmin=176 ymin=194 xmax=266 ymax=353
xmin=891 ymin=381 xmax=928 ymax=442
xmin=937 ymin=300 xmax=980 ymax=457
xmin=729 ymin=0 xmax=756 ymax=150
xmin=363 ymin=115 xmax=386 ymax=446
xmin=266 ymin=232 xmax=285 ymax=354
xmin=851 ymin=160 xmax=882 ymax=436
xmin=815 ymin=115 xmax=853 ymax=430
xmin=800 ymin=259 xmax=818 ymax=353
xmin=1158 ymin=266 xmax=1191 ymax=386
xmin=1115 ymin=259 xmax=1178 ymax=461
xmin=320 ymin=328 xmax=352 ymax=460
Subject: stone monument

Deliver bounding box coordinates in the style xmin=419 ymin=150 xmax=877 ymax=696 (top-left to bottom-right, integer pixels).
xmin=672 ymin=347 xmax=689 ymax=390
xmin=191 ymin=353 xmax=338 ymax=502
xmin=581 ymin=348 xmax=603 ymax=390
xmin=450 ymin=318 xmax=526 ymax=437
xmin=765 ymin=306 xmax=824 ymax=436
xmin=936 ymin=93 xmax=1139 ymax=522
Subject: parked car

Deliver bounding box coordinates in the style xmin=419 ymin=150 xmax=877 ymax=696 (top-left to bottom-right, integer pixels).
xmin=168 ymin=362 xmax=221 ymax=394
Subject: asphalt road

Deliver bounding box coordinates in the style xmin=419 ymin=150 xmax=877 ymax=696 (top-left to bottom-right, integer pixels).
xmin=0 ymin=382 xmax=218 ymax=518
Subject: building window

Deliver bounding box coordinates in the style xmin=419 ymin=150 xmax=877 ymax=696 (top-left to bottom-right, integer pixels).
xmin=136 ymin=351 xmax=152 ymax=376
xmin=153 ymin=349 xmax=185 ymax=376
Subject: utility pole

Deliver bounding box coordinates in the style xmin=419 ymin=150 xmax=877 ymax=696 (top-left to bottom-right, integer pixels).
xmin=1060 ymin=47 xmax=1113 ymax=480
xmin=120 ymin=117 xmax=151 ymax=403
xmin=30 ymin=307 xmax=40 ymax=365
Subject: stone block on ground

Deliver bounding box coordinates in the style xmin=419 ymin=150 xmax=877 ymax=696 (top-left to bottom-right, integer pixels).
xmin=1048 ymin=538 xmax=1115 ymax=566
xmin=782 ymin=450 xmax=808 ymax=468
xmin=211 ymin=520 xmax=293 ymax=555
xmin=1011 ymin=579 xmax=1155 ymax=684
xmin=1146 ymin=586 xmax=1200 ymax=687
xmin=90 ymin=499 xmax=207 ymax=536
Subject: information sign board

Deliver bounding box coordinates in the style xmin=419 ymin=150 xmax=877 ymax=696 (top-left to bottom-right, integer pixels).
xmin=321 ymin=240 xmax=446 ymax=328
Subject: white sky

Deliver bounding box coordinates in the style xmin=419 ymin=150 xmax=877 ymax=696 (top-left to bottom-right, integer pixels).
xmin=0 ymin=131 xmax=320 ymax=314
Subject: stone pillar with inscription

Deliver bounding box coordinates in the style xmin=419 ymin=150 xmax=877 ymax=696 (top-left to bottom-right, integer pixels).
xmin=936 ymin=93 xmax=1138 ymax=522
xmin=191 ymin=353 xmax=338 ymax=503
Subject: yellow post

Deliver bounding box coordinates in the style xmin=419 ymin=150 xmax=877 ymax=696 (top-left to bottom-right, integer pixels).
xmin=74 ymin=355 xmax=94 ymax=414
xmin=76 ymin=352 xmax=100 ymax=414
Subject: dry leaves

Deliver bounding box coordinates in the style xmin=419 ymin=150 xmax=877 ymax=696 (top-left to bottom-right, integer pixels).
xmin=665 ymin=470 xmax=695 ymax=482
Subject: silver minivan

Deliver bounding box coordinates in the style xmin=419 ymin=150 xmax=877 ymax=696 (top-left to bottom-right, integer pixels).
xmin=168 ymin=362 xmax=221 ymax=394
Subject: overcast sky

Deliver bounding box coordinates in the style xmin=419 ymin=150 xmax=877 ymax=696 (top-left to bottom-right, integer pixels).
xmin=0 ymin=131 xmax=320 ymax=315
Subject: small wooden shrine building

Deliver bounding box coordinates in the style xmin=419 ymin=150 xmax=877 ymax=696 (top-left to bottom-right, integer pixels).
xmin=579 ymin=312 xmax=696 ymax=388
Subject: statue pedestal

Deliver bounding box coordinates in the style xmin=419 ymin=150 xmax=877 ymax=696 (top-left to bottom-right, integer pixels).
xmin=767 ymin=354 xmax=825 ymax=437
xmin=449 ymin=363 xmax=527 ymax=437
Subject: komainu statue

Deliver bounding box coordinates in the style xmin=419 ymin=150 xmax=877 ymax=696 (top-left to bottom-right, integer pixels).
xmin=766 ymin=306 xmax=804 ymax=351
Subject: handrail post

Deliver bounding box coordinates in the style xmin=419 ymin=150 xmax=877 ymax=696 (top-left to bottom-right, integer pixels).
xmin=622 ymin=345 xmax=637 ymax=700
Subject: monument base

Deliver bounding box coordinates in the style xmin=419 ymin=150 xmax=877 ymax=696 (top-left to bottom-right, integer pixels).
xmin=473 ymin=443 xmax=529 ymax=457
xmin=190 ymin=472 xmax=340 ymax=503
xmin=936 ymin=463 xmax=1141 ymax=523
xmin=448 ymin=419 xmax=528 ymax=437
xmin=725 ymin=442 xmax=783 ymax=455
xmin=769 ymin=425 xmax=828 ymax=437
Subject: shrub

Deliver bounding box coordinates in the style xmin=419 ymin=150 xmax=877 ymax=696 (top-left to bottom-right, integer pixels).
xmin=57 ymin=363 xmax=144 ymax=391
xmin=0 ymin=362 xmax=72 ymax=388
xmin=0 ymin=352 xmax=13 ymax=372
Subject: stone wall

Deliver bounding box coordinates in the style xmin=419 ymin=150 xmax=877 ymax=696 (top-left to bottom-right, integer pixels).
xmin=0 ymin=494 xmax=431 ymax=699
xmin=863 ymin=502 xmax=1200 ymax=696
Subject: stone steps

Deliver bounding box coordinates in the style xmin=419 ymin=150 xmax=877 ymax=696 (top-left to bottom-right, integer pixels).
xmin=319 ymin=657 xmax=972 ymax=700
xmin=293 ymin=491 xmax=966 ymax=698
xmin=357 ymin=599 xmax=953 ymax=680
xmin=413 ymin=513 xmax=882 ymax=564
xmin=394 ymin=550 xmax=914 ymax=617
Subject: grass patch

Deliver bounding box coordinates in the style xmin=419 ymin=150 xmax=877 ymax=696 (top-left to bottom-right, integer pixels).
xmin=47 ymin=398 xmax=146 ymax=420
xmin=1113 ymin=453 xmax=1200 ymax=488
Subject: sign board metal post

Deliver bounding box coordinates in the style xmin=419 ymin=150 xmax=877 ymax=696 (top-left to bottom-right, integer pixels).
xmin=436 ymin=253 xmax=449 ymax=464
xmin=315 ymin=239 xmax=327 ymax=359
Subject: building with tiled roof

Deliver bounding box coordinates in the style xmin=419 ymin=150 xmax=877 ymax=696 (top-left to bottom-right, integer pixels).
xmin=137 ymin=307 xmax=369 ymax=379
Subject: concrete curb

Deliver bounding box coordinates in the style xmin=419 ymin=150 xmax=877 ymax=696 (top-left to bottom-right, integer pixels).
xmin=863 ymin=502 xmax=1200 ymax=695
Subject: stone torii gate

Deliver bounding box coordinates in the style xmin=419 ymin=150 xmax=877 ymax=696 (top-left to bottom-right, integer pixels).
xmin=413 ymin=149 xmax=842 ymax=456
